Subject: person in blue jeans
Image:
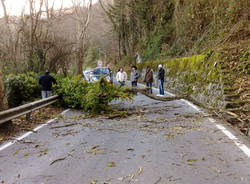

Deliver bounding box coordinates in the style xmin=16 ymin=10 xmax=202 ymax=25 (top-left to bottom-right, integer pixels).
xmin=157 ymin=64 xmax=165 ymax=96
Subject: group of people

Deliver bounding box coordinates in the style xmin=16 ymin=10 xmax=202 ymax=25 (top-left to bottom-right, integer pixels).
xmin=116 ymin=64 xmax=165 ymax=96
xmin=38 ymin=64 xmax=166 ymax=100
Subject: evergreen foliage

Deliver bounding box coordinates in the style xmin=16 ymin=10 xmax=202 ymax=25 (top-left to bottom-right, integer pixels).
xmin=54 ymin=75 xmax=134 ymax=114
xmin=5 ymin=72 xmax=41 ymax=108
xmin=5 ymin=73 xmax=134 ymax=114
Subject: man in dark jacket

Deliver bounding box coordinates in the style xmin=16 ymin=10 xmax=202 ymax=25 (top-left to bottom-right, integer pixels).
xmin=157 ymin=64 xmax=165 ymax=96
xmin=130 ymin=66 xmax=140 ymax=87
xmin=39 ymin=70 xmax=56 ymax=99
xmin=144 ymin=66 xmax=153 ymax=94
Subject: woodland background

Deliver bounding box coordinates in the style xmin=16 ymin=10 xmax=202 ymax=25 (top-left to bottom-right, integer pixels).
xmin=0 ymin=0 xmax=249 ymax=111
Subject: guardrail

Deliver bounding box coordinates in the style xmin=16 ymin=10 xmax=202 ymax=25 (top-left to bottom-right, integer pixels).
xmin=0 ymin=95 xmax=59 ymax=125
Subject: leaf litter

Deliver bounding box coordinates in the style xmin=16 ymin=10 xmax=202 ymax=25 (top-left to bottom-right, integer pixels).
xmin=86 ymin=145 xmax=106 ymax=155
xmin=89 ymin=179 xmax=98 ymax=184
xmin=107 ymin=162 xmax=116 ymax=167
xmin=117 ymin=166 xmax=144 ymax=182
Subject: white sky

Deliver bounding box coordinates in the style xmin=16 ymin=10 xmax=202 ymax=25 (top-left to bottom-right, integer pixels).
xmin=0 ymin=0 xmax=99 ymax=17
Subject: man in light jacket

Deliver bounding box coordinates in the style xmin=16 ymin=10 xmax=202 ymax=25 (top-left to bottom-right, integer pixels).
xmin=116 ymin=67 xmax=127 ymax=88
xmin=130 ymin=65 xmax=140 ymax=87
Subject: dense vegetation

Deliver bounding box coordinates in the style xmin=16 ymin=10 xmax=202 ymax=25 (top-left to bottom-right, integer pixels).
xmin=102 ymin=0 xmax=248 ymax=62
xmin=4 ymin=73 xmax=133 ymax=113
xmin=54 ymin=75 xmax=133 ymax=114
xmin=5 ymin=73 xmax=41 ymax=108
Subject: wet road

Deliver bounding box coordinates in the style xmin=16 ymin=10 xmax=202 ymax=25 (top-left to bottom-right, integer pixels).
xmin=0 ymin=90 xmax=250 ymax=184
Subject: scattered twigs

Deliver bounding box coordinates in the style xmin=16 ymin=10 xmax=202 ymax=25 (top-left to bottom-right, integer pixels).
xmin=50 ymin=123 xmax=79 ymax=129
xmin=50 ymin=153 xmax=73 ymax=166
xmin=15 ymin=139 xmax=34 ymax=144
xmin=21 ymin=128 xmax=38 ymax=133
xmin=127 ymin=87 xmax=248 ymax=134
xmin=218 ymin=109 xmax=245 ymax=123
xmin=97 ymin=128 xmax=127 ymax=133
xmin=105 ymin=113 xmax=127 ymax=119
xmin=154 ymin=177 xmax=162 ymax=184
xmin=50 ymin=156 xmax=67 ymax=166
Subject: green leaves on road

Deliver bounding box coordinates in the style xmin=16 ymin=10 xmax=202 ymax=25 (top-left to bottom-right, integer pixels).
xmin=107 ymin=162 xmax=116 ymax=167
xmin=54 ymin=75 xmax=134 ymax=114
xmin=89 ymin=179 xmax=98 ymax=184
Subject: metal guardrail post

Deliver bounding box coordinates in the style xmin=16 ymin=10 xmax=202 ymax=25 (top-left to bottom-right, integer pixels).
xmin=26 ymin=113 xmax=31 ymax=122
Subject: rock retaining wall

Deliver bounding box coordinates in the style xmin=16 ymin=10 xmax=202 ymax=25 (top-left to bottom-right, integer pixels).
xmin=138 ymin=51 xmax=249 ymax=136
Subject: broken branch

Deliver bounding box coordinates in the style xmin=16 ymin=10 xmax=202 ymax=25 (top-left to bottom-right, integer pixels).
xmin=126 ymin=88 xmax=188 ymax=101
xmin=50 ymin=123 xmax=79 ymax=129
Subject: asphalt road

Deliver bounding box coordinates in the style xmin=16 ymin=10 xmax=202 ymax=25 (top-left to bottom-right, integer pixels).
xmin=0 ymin=88 xmax=250 ymax=184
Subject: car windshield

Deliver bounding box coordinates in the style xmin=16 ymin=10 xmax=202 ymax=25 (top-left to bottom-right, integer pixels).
xmin=93 ymin=68 xmax=110 ymax=75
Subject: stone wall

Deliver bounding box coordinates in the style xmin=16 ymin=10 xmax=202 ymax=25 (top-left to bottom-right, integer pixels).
xmin=139 ymin=51 xmax=225 ymax=108
xmin=140 ymin=69 xmax=225 ymax=108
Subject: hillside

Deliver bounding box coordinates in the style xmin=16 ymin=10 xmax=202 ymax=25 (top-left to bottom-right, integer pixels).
xmin=102 ymin=0 xmax=249 ymax=135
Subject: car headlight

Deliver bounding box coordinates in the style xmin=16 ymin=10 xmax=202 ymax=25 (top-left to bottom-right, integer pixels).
xmin=106 ymin=76 xmax=111 ymax=81
xmin=91 ymin=76 xmax=98 ymax=81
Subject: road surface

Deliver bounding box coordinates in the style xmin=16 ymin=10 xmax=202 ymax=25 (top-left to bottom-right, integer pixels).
xmin=0 ymin=88 xmax=250 ymax=184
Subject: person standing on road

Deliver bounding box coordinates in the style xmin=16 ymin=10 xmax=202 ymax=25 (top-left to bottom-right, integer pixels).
xmin=157 ymin=64 xmax=165 ymax=96
xmin=130 ymin=65 xmax=140 ymax=87
xmin=144 ymin=66 xmax=153 ymax=94
xmin=106 ymin=63 xmax=113 ymax=83
xmin=39 ymin=70 xmax=57 ymax=99
xmin=116 ymin=67 xmax=127 ymax=88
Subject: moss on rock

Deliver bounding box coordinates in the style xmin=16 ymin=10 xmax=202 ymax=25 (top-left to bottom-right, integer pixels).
xmin=138 ymin=51 xmax=226 ymax=107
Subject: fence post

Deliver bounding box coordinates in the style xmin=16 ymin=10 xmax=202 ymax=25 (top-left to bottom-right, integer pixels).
xmin=26 ymin=112 xmax=31 ymax=122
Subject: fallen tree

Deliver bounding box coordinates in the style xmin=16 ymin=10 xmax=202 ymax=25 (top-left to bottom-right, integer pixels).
xmin=54 ymin=76 xmax=134 ymax=114
xmin=125 ymin=87 xmax=188 ymax=101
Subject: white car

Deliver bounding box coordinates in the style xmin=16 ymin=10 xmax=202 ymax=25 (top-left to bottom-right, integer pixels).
xmin=83 ymin=68 xmax=93 ymax=82
xmin=89 ymin=67 xmax=113 ymax=83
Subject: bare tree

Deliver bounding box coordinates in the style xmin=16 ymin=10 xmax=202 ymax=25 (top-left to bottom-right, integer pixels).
xmin=0 ymin=0 xmax=8 ymax=22
xmin=0 ymin=0 xmax=8 ymax=110
xmin=0 ymin=0 xmax=21 ymax=72
xmin=0 ymin=59 xmax=8 ymax=111
xmin=87 ymin=2 xmax=118 ymax=63
xmin=0 ymin=0 xmax=97 ymax=80
xmin=26 ymin=0 xmax=44 ymax=71
xmin=72 ymin=0 xmax=92 ymax=74
xmin=45 ymin=0 xmax=55 ymax=19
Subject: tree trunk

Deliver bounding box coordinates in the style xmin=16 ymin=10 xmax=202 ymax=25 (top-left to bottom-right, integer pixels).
xmin=121 ymin=19 xmax=127 ymax=56
xmin=77 ymin=46 xmax=84 ymax=75
xmin=28 ymin=50 xmax=34 ymax=71
xmin=118 ymin=33 xmax=121 ymax=60
xmin=0 ymin=63 xmax=8 ymax=111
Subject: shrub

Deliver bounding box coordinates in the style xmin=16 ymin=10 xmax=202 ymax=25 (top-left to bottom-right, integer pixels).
xmin=5 ymin=72 xmax=41 ymax=107
xmin=5 ymin=73 xmax=134 ymax=113
xmin=53 ymin=75 xmax=89 ymax=109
